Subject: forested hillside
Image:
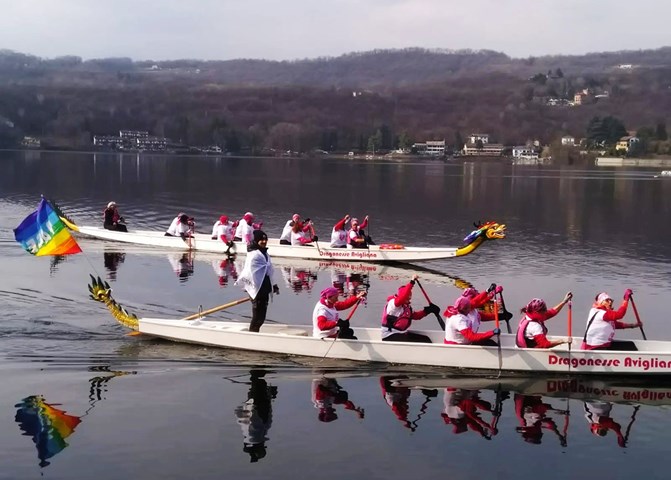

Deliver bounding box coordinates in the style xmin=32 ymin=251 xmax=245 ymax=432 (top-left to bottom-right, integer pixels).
xmin=0 ymin=47 xmax=669 ymax=153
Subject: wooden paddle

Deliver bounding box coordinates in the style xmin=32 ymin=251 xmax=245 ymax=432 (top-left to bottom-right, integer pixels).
xmin=182 ymin=296 xmax=251 ymax=321
xmin=415 ymin=279 xmax=445 ymax=330
xmin=629 ymin=295 xmax=647 ymax=340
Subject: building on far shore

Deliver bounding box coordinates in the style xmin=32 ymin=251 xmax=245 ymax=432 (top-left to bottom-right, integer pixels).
xmin=93 ymin=130 xmax=169 ymax=151
xmin=412 ymin=139 xmax=446 ymax=155
xmin=616 ymin=135 xmax=639 ymax=154
xmin=462 ymin=133 xmax=504 ymax=156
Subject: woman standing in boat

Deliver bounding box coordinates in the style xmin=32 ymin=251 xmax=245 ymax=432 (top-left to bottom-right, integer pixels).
xmin=381 ymin=274 xmax=439 ymax=343
xmin=515 ymin=293 xmax=573 ymax=348
xmin=236 ymin=230 xmax=280 ymax=332
xmin=444 ymin=296 xmax=500 ymax=346
xmin=312 ymin=287 xmax=365 ymax=339
xmin=103 ymin=201 xmax=127 ymax=232
xmin=582 ymin=290 xmax=640 ymax=351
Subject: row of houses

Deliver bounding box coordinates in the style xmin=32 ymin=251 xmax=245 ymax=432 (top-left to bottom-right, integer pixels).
xmin=93 ymin=130 xmax=169 ymax=151
xmin=413 ymin=132 xmax=641 ymax=158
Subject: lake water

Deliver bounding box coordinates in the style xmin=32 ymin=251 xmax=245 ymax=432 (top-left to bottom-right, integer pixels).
xmin=1 ymin=150 xmax=671 ymax=479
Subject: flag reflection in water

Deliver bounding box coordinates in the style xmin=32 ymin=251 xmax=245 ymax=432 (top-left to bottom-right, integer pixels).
xmin=14 ymin=395 xmax=82 ymax=468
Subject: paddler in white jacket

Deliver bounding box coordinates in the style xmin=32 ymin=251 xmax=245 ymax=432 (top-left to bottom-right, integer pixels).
xmin=236 ymin=230 xmax=280 ymax=332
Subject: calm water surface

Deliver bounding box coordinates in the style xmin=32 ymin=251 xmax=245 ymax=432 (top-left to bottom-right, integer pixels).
xmin=1 ymin=151 xmax=670 ymax=479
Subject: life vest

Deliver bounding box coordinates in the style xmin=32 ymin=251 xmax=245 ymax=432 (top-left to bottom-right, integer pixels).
xmin=516 ymin=315 xmax=548 ymax=348
xmin=381 ymin=297 xmax=413 ymax=333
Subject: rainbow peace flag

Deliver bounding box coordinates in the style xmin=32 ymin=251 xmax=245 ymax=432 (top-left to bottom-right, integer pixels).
xmin=13 ymin=198 xmax=82 ymax=256
xmin=15 ymin=395 xmax=82 ymax=468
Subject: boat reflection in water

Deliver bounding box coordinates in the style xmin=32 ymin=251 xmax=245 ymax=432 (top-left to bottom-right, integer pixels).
xmin=103 ymin=251 xmax=126 ymax=281
xmin=311 ymin=377 xmax=364 ymax=422
xmin=387 ymin=374 xmax=666 ymax=447
xmin=583 ymin=401 xmax=638 ymax=448
xmin=167 ymin=252 xmax=195 ymax=283
xmin=234 ymin=369 xmax=277 ymax=463
xmin=379 ymin=376 xmax=437 ymax=432
xmin=514 ymin=393 xmax=568 ymax=446
xmin=14 ymin=366 xmax=135 ymax=468
xmin=281 ymin=262 xmax=319 ymax=294
xmin=211 ymin=257 xmax=238 ymax=287
xmin=442 ymin=388 xmax=503 ymax=440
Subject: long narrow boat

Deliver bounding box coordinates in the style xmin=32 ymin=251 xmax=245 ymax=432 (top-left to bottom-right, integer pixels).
xmin=89 ymin=277 xmax=671 ymax=377
xmin=60 ymin=213 xmax=506 ymax=263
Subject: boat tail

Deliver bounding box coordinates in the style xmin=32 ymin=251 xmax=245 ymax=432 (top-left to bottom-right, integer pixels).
xmin=48 ymin=198 xmax=80 ymax=232
xmin=455 ymin=221 xmax=506 ymax=257
xmin=88 ymin=275 xmax=139 ymax=331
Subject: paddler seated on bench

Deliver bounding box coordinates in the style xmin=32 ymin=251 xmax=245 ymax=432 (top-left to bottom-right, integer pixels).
xmin=347 ymin=216 xmax=374 ymax=248
xmin=312 ymin=287 xmax=365 ymax=340
xmin=291 ymin=219 xmax=317 ymax=246
xmin=330 ymin=214 xmax=350 ymax=248
xmin=279 ymin=213 xmax=304 ymax=245
xmin=515 ymin=293 xmax=573 ymax=349
xmin=444 ymin=296 xmax=500 ymax=346
xmin=165 ymin=213 xmax=194 ymax=239
xmin=582 ymin=290 xmax=641 ymax=351
xmin=103 ymin=201 xmax=127 ymax=232
xmin=381 ymin=274 xmax=439 ymax=343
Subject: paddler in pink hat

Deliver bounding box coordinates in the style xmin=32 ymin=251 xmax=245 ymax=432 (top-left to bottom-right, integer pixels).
xmin=312 ymin=286 xmax=366 ymax=339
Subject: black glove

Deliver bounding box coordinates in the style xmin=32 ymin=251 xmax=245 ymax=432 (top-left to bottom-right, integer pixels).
xmin=487 ymin=283 xmax=497 ymax=294
xmin=423 ymin=303 xmax=440 ymax=315
xmin=312 ymin=235 xmax=318 ymax=242
xmin=272 ymin=284 xmax=280 ymax=295
xmin=337 ymin=319 xmax=350 ymax=330
xmin=501 ymin=311 xmax=513 ymax=322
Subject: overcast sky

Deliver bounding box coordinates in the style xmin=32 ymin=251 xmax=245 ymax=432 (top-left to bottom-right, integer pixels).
xmin=1 ymin=0 xmax=669 ymax=61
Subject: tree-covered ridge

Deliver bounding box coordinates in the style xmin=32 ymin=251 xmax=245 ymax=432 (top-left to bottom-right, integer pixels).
xmin=0 ymin=47 xmax=669 ymax=155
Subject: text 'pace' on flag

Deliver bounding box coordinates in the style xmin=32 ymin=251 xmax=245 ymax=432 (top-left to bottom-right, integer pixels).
xmin=13 ymin=198 xmax=82 ymax=256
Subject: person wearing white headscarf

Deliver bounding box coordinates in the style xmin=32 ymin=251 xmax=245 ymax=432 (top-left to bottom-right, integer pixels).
xmin=236 ymin=230 xmax=279 ymax=332
xmin=582 ymin=290 xmax=640 ymax=350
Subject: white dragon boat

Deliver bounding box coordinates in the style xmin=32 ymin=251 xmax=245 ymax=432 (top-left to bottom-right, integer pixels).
xmin=89 ymin=277 xmax=671 ymax=377
xmin=59 ymin=211 xmax=506 ymax=263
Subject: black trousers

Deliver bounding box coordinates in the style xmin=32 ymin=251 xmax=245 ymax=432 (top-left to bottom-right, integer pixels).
xmin=104 ymin=223 xmax=128 ymax=232
xmin=249 ymin=277 xmax=272 ymax=332
xmin=383 ymin=332 xmax=432 ymax=343
xmin=601 ymin=340 xmax=638 ymax=351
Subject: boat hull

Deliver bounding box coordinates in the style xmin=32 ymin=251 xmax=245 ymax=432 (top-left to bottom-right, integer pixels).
xmin=75 ymin=226 xmax=460 ymax=262
xmin=137 ymin=318 xmax=671 ymax=376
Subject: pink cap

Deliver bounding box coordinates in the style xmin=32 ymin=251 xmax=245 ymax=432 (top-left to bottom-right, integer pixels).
xmin=292 ymin=214 xmax=300 ymax=222
xmin=320 ymin=287 xmax=339 ymax=299
xmin=524 ymin=298 xmax=547 ymax=313
xmin=453 ymin=296 xmax=472 ymax=314
xmin=461 ymin=288 xmax=478 ymax=298
xmin=219 ymin=215 xmax=228 ymax=223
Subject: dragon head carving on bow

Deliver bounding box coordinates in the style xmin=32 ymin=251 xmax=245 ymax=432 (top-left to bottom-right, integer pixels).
xmin=88 ymin=275 xmax=139 ymax=330
xmin=455 ymin=221 xmax=507 ymax=257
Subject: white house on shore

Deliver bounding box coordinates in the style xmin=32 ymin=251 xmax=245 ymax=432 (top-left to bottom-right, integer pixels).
xmin=561 ymin=136 xmax=576 ymax=146
xmin=462 ymin=133 xmax=504 ymax=156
